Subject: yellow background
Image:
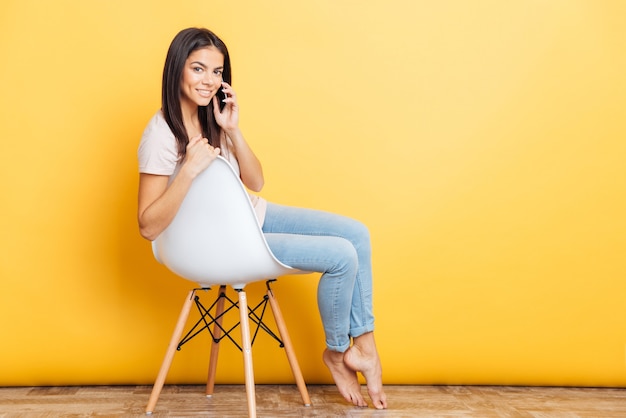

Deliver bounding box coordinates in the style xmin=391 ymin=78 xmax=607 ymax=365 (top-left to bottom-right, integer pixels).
xmin=1 ymin=0 xmax=625 ymax=387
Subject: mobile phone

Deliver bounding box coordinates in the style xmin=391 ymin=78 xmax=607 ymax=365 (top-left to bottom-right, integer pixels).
xmin=217 ymin=84 xmax=227 ymax=111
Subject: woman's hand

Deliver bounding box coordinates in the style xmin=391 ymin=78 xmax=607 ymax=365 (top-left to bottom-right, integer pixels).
xmin=183 ymin=134 xmax=221 ymax=178
xmin=137 ymin=135 xmax=221 ymax=241
xmin=213 ymin=81 xmax=239 ymax=133
xmin=211 ymin=82 xmax=264 ymax=192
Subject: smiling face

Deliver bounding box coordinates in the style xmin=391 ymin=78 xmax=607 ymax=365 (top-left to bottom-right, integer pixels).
xmin=179 ymin=46 xmax=224 ymax=111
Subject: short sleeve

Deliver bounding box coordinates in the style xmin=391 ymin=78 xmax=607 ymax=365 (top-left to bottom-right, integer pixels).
xmin=138 ymin=111 xmax=180 ymax=175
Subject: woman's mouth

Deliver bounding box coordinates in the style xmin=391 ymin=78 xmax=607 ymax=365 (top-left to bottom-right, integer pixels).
xmin=197 ymin=89 xmax=212 ymax=98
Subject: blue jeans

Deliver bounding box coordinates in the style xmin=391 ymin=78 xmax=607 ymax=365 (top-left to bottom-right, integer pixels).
xmin=262 ymin=202 xmax=375 ymax=352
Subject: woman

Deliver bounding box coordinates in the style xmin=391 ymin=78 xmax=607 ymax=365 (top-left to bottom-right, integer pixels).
xmin=137 ymin=27 xmax=387 ymax=409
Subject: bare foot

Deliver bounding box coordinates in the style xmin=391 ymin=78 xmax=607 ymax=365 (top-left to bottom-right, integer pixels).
xmin=343 ymin=332 xmax=387 ymax=409
xmin=322 ymin=348 xmax=367 ymax=407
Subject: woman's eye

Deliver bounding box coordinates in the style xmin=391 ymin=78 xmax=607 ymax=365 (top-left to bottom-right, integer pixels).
xmin=193 ymin=67 xmax=203 ymax=73
xmin=214 ymin=70 xmax=223 ymax=76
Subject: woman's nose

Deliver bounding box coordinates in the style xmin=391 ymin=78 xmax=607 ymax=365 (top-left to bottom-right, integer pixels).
xmin=204 ymin=73 xmax=221 ymax=86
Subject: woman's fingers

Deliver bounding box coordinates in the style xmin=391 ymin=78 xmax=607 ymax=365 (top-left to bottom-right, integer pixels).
xmin=188 ymin=134 xmax=203 ymax=145
xmin=221 ymin=82 xmax=236 ymax=102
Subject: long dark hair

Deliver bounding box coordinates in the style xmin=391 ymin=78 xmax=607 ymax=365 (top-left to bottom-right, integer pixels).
xmin=162 ymin=27 xmax=232 ymax=158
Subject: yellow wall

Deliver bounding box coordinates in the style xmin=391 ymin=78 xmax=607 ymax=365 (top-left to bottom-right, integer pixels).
xmin=1 ymin=0 xmax=625 ymax=386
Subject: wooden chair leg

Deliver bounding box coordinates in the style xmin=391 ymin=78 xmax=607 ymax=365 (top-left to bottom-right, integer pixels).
xmin=238 ymin=289 xmax=257 ymax=418
xmin=146 ymin=290 xmax=196 ymax=414
xmin=206 ymin=285 xmax=227 ymax=397
xmin=267 ymin=287 xmax=311 ymax=406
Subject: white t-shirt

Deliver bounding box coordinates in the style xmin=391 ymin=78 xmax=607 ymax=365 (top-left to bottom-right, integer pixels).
xmin=138 ymin=110 xmax=267 ymax=225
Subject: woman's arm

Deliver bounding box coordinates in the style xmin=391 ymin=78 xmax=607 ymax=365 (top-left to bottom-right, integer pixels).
xmin=226 ymin=128 xmax=264 ymax=192
xmin=213 ymin=82 xmax=264 ymax=192
xmin=137 ymin=135 xmax=221 ymax=241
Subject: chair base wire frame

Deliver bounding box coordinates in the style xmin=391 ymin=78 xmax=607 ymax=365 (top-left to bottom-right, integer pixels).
xmin=145 ymin=279 xmax=311 ymax=417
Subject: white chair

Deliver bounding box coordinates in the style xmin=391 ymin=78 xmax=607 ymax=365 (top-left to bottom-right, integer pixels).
xmin=145 ymin=156 xmax=311 ymax=417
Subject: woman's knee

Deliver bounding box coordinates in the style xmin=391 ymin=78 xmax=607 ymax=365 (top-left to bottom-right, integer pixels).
xmin=353 ymin=219 xmax=370 ymax=242
xmin=329 ymin=237 xmax=359 ymax=276
xmin=344 ymin=218 xmax=371 ymax=253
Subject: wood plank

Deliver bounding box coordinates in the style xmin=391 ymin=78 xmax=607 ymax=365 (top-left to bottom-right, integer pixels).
xmin=0 ymin=385 xmax=624 ymax=417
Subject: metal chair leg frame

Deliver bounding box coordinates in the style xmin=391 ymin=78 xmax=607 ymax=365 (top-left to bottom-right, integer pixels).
xmin=146 ymin=283 xmax=309 ymax=416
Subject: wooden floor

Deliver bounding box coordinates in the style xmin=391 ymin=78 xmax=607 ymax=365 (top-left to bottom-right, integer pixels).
xmin=0 ymin=384 xmax=625 ymax=417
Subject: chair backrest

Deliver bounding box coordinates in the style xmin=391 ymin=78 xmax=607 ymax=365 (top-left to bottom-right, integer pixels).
xmin=152 ymin=156 xmax=299 ymax=289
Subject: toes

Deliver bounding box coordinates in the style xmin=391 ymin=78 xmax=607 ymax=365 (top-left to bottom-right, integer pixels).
xmin=340 ymin=386 xmax=367 ymax=408
xmin=342 ymin=391 xmax=363 ymax=407
xmin=373 ymin=397 xmax=387 ymax=409
xmin=367 ymin=386 xmax=387 ymax=409
xmin=371 ymin=393 xmax=388 ymax=409
xmin=350 ymin=393 xmax=367 ymax=408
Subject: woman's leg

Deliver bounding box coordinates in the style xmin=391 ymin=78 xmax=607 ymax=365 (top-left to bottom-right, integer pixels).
xmin=263 ymin=230 xmax=367 ymax=406
xmin=345 ymin=332 xmax=387 ymax=409
xmin=262 ymin=203 xmax=375 ymax=344
xmin=262 ymin=203 xmax=386 ymax=409
xmin=262 ymin=231 xmax=357 ymax=352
